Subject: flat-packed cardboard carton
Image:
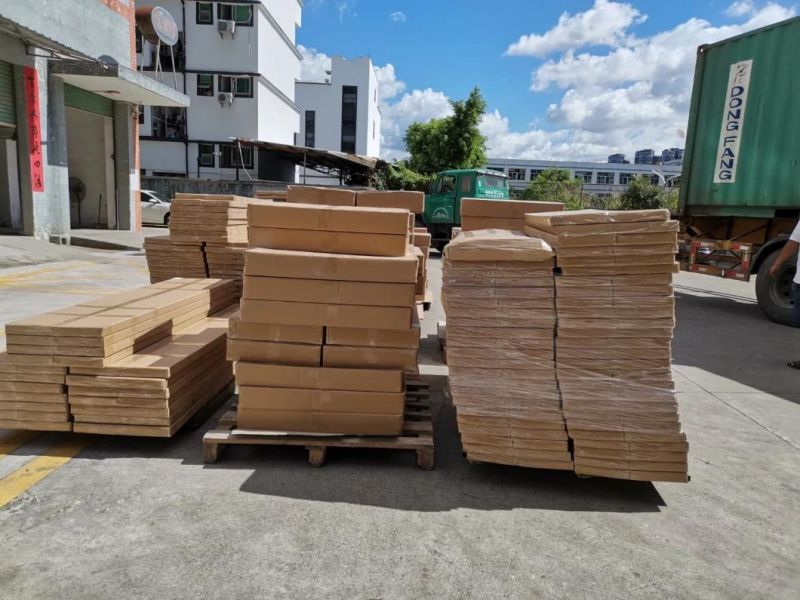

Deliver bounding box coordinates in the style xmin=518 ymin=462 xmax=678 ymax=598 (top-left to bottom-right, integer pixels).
xmin=234 ymin=363 xmax=404 ymax=392
xmin=237 ymin=406 xmax=403 ymax=435
xmin=228 ymin=317 xmax=323 ymax=344
xmin=239 ymin=386 xmax=404 ymax=415
xmin=248 ymin=202 xmax=410 ymax=234
xmin=325 ymin=321 xmax=421 ymax=349
xmin=244 ymin=248 xmax=419 ymax=284
xmin=226 ymin=339 xmax=321 ymax=365
xmin=248 ymin=226 xmax=409 ymax=257
xmin=461 ymin=198 xmax=564 ymax=219
xmin=461 ymin=216 xmax=526 ymax=232
xmin=445 ymin=230 xmax=554 ymax=263
xmin=323 ymin=346 xmax=418 ymax=370
xmin=240 ymin=299 xmax=412 ymax=330
xmin=286 ymin=186 xmax=356 ymax=206
xmin=356 ymin=190 xmax=425 ymax=213
xmin=243 ymin=276 xmax=416 ymax=307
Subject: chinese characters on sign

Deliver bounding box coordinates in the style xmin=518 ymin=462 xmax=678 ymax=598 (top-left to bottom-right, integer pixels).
xmin=23 ymin=66 xmax=44 ymax=192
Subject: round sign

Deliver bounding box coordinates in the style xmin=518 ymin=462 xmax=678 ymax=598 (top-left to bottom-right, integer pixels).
xmin=135 ymin=6 xmax=179 ymax=46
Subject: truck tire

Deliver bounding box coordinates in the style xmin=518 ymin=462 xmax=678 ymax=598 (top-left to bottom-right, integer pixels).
xmin=755 ymin=249 xmax=796 ymax=326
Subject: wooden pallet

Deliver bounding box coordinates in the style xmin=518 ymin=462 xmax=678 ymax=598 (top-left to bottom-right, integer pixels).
xmin=202 ymin=378 xmax=434 ymax=469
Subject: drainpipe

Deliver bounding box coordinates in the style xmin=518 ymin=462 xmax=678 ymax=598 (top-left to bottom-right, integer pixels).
xmin=182 ymin=0 xmax=189 ymax=177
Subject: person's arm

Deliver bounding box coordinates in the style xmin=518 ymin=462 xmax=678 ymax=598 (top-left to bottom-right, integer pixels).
xmin=769 ymin=222 xmax=800 ymax=276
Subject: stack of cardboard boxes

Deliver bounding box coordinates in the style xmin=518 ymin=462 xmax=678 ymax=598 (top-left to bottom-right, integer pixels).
xmin=169 ymin=194 xmax=249 ymax=244
xmin=286 ymin=185 xmax=356 ymax=206
xmin=144 ymin=236 xmax=207 ymax=282
xmin=229 ymin=201 xmax=421 ymax=435
xmin=442 ymin=230 xmax=573 ymax=470
xmin=0 ymin=355 xmax=69 ymax=431
xmin=525 ymin=209 xmax=687 ymax=482
xmin=460 ymin=199 xmax=564 ymax=232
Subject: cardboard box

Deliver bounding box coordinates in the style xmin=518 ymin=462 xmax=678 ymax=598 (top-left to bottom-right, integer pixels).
xmin=243 ymin=276 xmax=416 ymax=307
xmin=244 ymin=248 xmax=419 ymax=283
xmin=240 ymin=299 xmax=413 ymax=330
xmin=226 ymin=339 xmax=321 ymax=365
xmin=228 ymin=317 xmax=323 ymax=344
xmin=234 ymin=363 xmax=404 ymax=392
xmin=247 ymin=202 xmax=410 ymax=234
xmin=286 ymin=186 xmax=356 ymax=206
xmin=248 ymin=227 xmax=409 ymax=257
xmin=444 ymin=230 xmax=554 ymax=263
xmin=413 ymin=231 xmax=432 ymax=248
xmin=237 ymin=407 xmax=403 ymax=435
xmin=323 ymin=346 xmax=418 ymax=370
xmin=460 ymin=198 xmax=564 ymax=219
xmin=461 ymin=216 xmax=526 ymax=232
xmin=239 ymin=386 xmax=404 ymax=415
xmin=325 ymin=325 xmax=421 ymax=349
xmin=356 ymin=190 xmax=425 ymax=213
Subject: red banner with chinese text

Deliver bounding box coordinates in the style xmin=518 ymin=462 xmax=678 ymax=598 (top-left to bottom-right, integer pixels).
xmin=23 ymin=66 xmax=44 ymax=192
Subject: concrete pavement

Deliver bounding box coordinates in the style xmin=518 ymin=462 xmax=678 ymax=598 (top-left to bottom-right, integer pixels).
xmin=0 ymin=249 xmax=798 ymax=599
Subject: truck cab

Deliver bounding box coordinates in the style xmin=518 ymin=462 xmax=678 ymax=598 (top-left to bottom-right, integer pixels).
xmin=423 ymin=169 xmax=509 ymax=250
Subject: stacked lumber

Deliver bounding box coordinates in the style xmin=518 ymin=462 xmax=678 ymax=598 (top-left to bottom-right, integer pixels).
xmin=525 ymin=209 xmax=687 ymax=482
xmin=169 ymin=193 xmax=249 ymax=243
xmin=4 ymin=278 xmax=237 ymax=368
xmin=66 ymin=307 xmax=236 ymax=436
xmin=0 ymin=354 xmax=70 ymax=431
xmin=144 ymin=236 xmax=206 ymax=283
xmin=286 ymin=185 xmax=356 ymax=206
xmin=229 ymin=201 xmax=421 ymax=435
xmin=442 ymin=230 xmax=572 ymax=470
xmin=460 ymin=198 xmax=564 ymax=232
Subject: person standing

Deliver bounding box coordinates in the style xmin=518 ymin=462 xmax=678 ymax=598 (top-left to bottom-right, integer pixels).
xmin=768 ymin=219 xmax=800 ymax=367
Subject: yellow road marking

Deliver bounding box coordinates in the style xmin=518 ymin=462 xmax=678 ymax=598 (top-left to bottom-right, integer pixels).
xmin=0 ymin=436 xmax=94 ymax=509
xmin=0 ymin=261 xmax=93 ymax=287
xmin=0 ymin=431 xmax=40 ymax=459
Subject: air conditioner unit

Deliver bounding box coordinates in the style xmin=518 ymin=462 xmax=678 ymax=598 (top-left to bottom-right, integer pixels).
xmin=218 ymin=19 xmax=236 ymax=37
xmin=217 ymin=92 xmax=234 ymax=106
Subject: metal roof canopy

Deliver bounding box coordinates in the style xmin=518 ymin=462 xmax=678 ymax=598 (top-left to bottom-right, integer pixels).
xmin=234 ymin=138 xmax=387 ymax=180
xmin=50 ymin=60 xmax=189 ymax=107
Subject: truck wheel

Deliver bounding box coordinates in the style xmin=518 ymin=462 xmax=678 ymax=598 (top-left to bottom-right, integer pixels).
xmin=755 ymin=249 xmax=796 ymax=326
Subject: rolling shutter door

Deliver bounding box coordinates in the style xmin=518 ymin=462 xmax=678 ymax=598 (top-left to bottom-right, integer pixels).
xmin=0 ymin=60 xmax=16 ymax=128
xmin=64 ymin=84 xmax=114 ymax=117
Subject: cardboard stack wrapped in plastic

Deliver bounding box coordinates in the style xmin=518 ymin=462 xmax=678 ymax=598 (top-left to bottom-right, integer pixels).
xmin=442 ymin=230 xmax=573 ymax=470
xmin=525 ymin=209 xmax=688 ymax=482
xmin=229 ymin=201 xmax=422 ymax=435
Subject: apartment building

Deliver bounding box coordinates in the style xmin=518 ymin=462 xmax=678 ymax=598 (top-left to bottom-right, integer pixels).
xmin=295 ymin=56 xmax=381 ymax=184
xmin=139 ymin=1 xmax=302 ymax=181
xmin=0 ymin=0 xmax=187 ymax=239
xmin=486 ymin=158 xmax=682 ymax=196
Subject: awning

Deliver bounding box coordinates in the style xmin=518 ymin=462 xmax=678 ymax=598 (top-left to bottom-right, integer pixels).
xmin=234 ymin=138 xmax=387 ymax=173
xmin=50 ymin=60 xmax=188 ymax=108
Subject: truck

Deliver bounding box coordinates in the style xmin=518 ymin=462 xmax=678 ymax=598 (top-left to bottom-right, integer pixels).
xmin=422 ymin=168 xmax=510 ymax=251
xmin=679 ymin=16 xmax=799 ymax=325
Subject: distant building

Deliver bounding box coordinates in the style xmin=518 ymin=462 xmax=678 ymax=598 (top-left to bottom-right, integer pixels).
xmin=608 ymin=153 xmax=627 ymax=164
xmin=634 ymin=149 xmax=655 ymax=165
xmin=661 ymin=147 xmax=684 ymax=164
xmin=295 ymin=56 xmax=381 ymax=184
xmin=486 ymin=158 xmax=682 ymax=196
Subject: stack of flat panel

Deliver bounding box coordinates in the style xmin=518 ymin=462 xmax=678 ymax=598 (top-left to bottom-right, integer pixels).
xmin=286 ymin=186 xmax=356 ymax=206
xmin=460 ymin=199 xmax=564 ymax=232
xmin=144 ymin=236 xmax=207 ymax=283
xmin=4 ymin=279 xmax=237 ymax=368
xmin=66 ymin=308 xmax=236 ymax=436
xmin=525 ymin=209 xmax=687 ymax=482
xmin=169 ymin=193 xmax=250 ymax=244
xmin=443 ymin=230 xmax=572 ymax=470
xmin=205 ymin=243 xmax=246 ymax=293
xmin=413 ymin=228 xmax=431 ymax=300
xmin=0 ymin=353 xmax=70 ymax=431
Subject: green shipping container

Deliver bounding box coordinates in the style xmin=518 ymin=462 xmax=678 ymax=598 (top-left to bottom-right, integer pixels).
xmin=680 ymin=17 xmax=800 ymax=218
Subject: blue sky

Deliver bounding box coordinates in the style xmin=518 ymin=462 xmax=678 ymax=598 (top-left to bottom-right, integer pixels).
xmin=297 ymin=1 xmax=797 ymax=161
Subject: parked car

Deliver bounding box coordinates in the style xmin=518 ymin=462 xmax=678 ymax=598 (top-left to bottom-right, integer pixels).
xmin=140 ymin=190 xmax=171 ymax=226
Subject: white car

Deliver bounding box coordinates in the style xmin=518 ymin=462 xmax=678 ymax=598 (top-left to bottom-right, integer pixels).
xmin=140 ymin=190 xmax=172 ymax=226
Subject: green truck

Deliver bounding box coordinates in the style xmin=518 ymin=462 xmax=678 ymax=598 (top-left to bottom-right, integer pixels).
xmin=680 ymin=16 xmax=799 ymax=325
xmin=422 ymin=168 xmax=510 ymax=251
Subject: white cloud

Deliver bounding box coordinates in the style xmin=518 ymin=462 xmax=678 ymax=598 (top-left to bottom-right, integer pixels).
xmin=374 ymin=64 xmax=406 ymax=101
xmin=298 ymin=44 xmax=331 ymax=82
xmin=390 ymin=11 xmax=407 ymax=23
xmin=726 ymin=1 xmax=755 ymax=17
xmin=505 ymin=0 xmax=645 ymax=58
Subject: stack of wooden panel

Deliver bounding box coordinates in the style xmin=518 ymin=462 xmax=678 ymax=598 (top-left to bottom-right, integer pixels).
xmin=144 ymin=236 xmax=207 ymax=283
xmin=4 ymin=279 xmax=237 ymax=368
xmin=65 ymin=307 xmax=236 ymax=436
xmin=460 ymin=198 xmax=564 ymax=232
xmin=169 ymin=194 xmax=249 ymax=244
xmin=525 ymin=209 xmax=687 ymax=482
xmin=205 ymin=243 xmax=246 ymax=293
xmin=228 ymin=201 xmax=420 ymax=435
xmin=442 ymin=230 xmax=572 ymax=470
xmin=254 ymin=189 xmax=287 ymax=202
xmin=0 ymin=353 xmax=69 ymax=431
xmin=286 ymin=185 xmax=356 ymax=206
xmin=413 ymin=228 xmax=431 ymax=301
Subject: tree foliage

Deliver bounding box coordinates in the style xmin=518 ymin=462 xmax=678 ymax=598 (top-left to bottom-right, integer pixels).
xmin=385 ymin=161 xmax=435 ymax=192
xmin=619 ymin=175 xmax=678 ymax=212
xmin=522 ymin=169 xmax=584 ymax=209
xmin=404 ymin=87 xmax=487 ymax=175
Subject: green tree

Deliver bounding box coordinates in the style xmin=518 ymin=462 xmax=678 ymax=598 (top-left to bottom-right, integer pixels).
xmin=523 ymin=169 xmax=585 ymax=209
xmin=384 ymin=161 xmax=435 ymax=191
xmin=619 ymin=175 xmax=678 ymax=212
xmin=404 ymin=87 xmax=487 ymax=175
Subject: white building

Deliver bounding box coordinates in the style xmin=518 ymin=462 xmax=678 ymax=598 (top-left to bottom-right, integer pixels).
xmin=295 ymin=56 xmax=380 ymax=184
xmin=486 ymin=158 xmax=683 ymax=196
xmin=138 ymin=1 xmax=302 ymax=181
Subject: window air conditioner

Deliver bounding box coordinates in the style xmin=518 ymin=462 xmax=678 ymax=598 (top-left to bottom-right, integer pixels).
xmin=218 ymin=19 xmax=236 ymax=37
xmin=218 ymin=92 xmax=234 ymax=106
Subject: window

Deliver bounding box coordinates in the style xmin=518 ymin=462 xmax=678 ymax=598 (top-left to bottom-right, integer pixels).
xmin=197 ymin=74 xmax=214 ymax=97
xmin=436 ymin=175 xmax=456 ymax=194
xmin=150 ymin=33 xmax=184 ymax=70
xmin=575 ymin=171 xmax=593 ymax=184
xmin=198 ymin=143 xmax=215 ymax=167
xmin=341 ymin=85 xmax=358 ymax=153
xmin=529 ymin=169 xmax=543 ymax=181
xmin=219 ymin=75 xmax=253 ymax=98
xmin=508 ymin=168 xmax=526 ymax=181
xmin=619 ymin=172 xmax=636 ymax=185
xmin=220 ymin=144 xmax=254 ymax=169
xmin=305 ymin=111 xmax=316 ymax=148
xmin=459 ymin=176 xmax=473 ymax=195
xmin=596 ymin=171 xmax=615 ymax=185
xmin=218 ymin=3 xmax=254 ymax=25
xmin=479 ymin=175 xmax=507 ymax=189
xmin=197 ymin=2 xmax=213 ymax=24
xmin=151 ymin=107 xmax=186 ymax=139
xmin=138 ymin=106 xmax=145 ymax=125
xmin=650 ymin=175 xmax=661 ymax=185
xmin=135 ymin=29 xmax=143 ymax=54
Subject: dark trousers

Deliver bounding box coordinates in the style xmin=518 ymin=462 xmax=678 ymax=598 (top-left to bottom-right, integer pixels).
xmin=795 ymin=283 xmax=800 ymax=327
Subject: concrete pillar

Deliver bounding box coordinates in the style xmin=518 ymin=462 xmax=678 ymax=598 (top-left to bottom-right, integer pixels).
xmin=113 ymin=102 xmax=137 ymax=231
xmin=0 ymin=139 xmax=21 ymax=230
